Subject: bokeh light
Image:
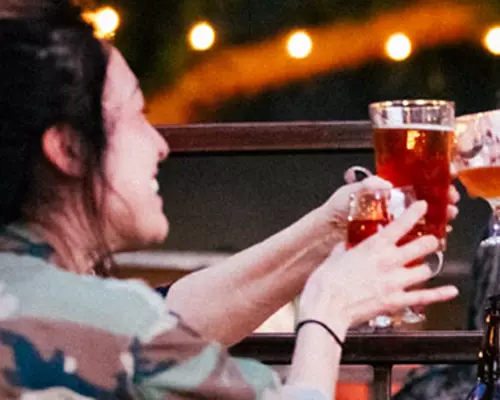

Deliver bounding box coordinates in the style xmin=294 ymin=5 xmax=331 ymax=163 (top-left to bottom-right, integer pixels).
xmin=385 ymin=33 xmax=412 ymax=61
xmin=189 ymin=22 xmax=216 ymax=51
xmin=91 ymin=7 xmax=120 ymax=39
xmin=287 ymin=31 xmax=313 ymax=59
xmin=484 ymin=26 xmax=500 ymax=55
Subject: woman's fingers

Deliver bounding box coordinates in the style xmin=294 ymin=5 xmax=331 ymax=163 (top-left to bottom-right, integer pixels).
xmin=347 ymin=283 xmax=459 ymax=326
xmin=387 ymin=285 xmax=459 ymax=310
xmin=447 ymin=205 xmax=459 ymax=220
xmin=447 ymin=184 xmax=459 ymax=221
xmin=360 ymin=175 xmax=393 ymax=190
xmin=446 ymin=185 xmax=460 ymax=222
xmin=389 ymin=235 xmax=439 ymax=270
xmin=384 ymin=264 xmax=434 ymax=291
xmin=368 ymin=201 xmax=427 ymax=245
xmin=343 ymin=166 xmax=375 ymax=184
xmin=448 ymin=185 xmax=460 ymax=204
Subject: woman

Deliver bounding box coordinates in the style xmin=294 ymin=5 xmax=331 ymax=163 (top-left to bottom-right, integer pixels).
xmin=0 ymin=0 xmax=459 ymax=398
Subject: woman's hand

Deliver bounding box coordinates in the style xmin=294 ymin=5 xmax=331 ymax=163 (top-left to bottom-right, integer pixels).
xmin=316 ymin=175 xmax=392 ymax=232
xmin=447 ymin=184 xmax=460 ymax=224
xmin=299 ymin=201 xmax=459 ymax=331
xmin=316 ymin=175 xmax=460 ymax=235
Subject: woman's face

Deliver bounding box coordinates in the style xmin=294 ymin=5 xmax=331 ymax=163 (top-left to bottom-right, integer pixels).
xmin=100 ymin=48 xmax=169 ymax=250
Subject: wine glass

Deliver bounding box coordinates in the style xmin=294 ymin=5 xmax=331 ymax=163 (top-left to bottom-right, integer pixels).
xmin=454 ymin=110 xmax=500 ymax=247
xmin=347 ymin=186 xmax=443 ymax=327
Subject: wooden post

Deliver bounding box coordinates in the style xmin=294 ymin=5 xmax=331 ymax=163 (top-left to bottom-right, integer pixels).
xmin=372 ymin=364 xmax=392 ymax=400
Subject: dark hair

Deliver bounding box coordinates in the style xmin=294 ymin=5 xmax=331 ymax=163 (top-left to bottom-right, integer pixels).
xmin=0 ymin=1 xmax=111 ymax=273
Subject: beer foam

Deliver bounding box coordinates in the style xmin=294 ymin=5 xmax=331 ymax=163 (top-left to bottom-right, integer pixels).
xmin=380 ymin=123 xmax=453 ymax=131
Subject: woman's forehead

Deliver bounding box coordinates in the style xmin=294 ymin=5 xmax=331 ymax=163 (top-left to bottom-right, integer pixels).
xmin=102 ymin=47 xmax=142 ymax=109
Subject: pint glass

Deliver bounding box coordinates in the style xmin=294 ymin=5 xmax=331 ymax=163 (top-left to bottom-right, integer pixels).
xmin=369 ymin=100 xmax=454 ymax=250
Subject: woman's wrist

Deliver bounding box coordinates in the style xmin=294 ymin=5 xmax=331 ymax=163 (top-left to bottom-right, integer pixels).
xmin=297 ymin=302 xmax=351 ymax=343
xmin=301 ymin=208 xmax=345 ymax=252
xmin=289 ymin=317 xmax=345 ymax=396
xmin=296 ymin=319 xmax=345 ymax=348
xmin=318 ymin=205 xmax=347 ymax=238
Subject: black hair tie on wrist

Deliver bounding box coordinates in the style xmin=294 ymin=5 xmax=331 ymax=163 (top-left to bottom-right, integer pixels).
xmin=295 ymin=319 xmax=344 ymax=349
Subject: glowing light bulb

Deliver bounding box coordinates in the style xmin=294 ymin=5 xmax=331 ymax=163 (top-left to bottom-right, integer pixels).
xmin=485 ymin=26 xmax=500 ymax=55
xmin=287 ymin=31 xmax=313 ymax=59
xmin=93 ymin=7 xmax=120 ymax=39
xmin=189 ymin=22 xmax=216 ymax=51
xmin=385 ymin=33 xmax=412 ymax=61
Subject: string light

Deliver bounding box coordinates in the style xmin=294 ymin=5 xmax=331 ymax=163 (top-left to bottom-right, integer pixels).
xmin=83 ymin=6 xmax=120 ymax=39
xmin=93 ymin=7 xmax=120 ymax=39
xmin=484 ymin=26 xmax=500 ymax=55
xmin=287 ymin=31 xmax=313 ymax=59
xmin=189 ymin=22 xmax=216 ymax=51
xmin=385 ymin=33 xmax=412 ymax=61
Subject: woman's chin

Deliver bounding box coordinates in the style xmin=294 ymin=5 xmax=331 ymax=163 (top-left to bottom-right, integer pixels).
xmin=145 ymin=216 xmax=169 ymax=245
xmin=113 ymin=215 xmax=169 ymax=250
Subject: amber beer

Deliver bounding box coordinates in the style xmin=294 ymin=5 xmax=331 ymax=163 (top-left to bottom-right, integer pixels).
xmin=457 ymin=166 xmax=500 ymax=199
xmin=347 ymin=218 xmax=388 ymax=249
xmin=347 ymin=218 xmax=424 ymax=267
xmin=374 ymin=125 xmax=453 ymax=247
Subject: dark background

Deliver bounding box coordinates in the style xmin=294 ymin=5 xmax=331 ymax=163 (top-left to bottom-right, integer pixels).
xmin=105 ymin=0 xmax=500 ymax=121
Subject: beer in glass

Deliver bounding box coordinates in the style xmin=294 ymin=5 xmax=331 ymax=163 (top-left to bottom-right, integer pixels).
xmin=369 ymin=100 xmax=454 ymax=250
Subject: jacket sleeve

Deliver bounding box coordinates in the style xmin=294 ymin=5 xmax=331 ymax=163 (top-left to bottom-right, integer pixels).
xmin=132 ymin=312 xmax=329 ymax=399
xmin=0 ymin=315 xmax=329 ymax=399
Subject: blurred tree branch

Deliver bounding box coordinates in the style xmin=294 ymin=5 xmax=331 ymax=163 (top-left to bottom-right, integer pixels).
xmin=147 ymin=2 xmax=492 ymax=124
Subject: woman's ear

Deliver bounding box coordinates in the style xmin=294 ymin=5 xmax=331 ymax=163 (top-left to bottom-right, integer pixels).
xmin=41 ymin=124 xmax=85 ymax=177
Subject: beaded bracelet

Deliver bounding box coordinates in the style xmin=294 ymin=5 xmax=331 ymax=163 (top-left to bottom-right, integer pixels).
xmin=295 ymin=319 xmax=344 ymax=349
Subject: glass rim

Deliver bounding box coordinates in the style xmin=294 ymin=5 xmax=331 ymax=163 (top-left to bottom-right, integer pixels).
xmin=350 ymin=185 xmax=416 ymax=198
xmin=369 ymin=99 xmax=455 ymax=110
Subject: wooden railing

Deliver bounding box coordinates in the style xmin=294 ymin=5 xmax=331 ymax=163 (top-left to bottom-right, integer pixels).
xmin=230 ymin=331 xmax=482 ymax=400
xmin=158 ymin=121 xmax=373 ymax=152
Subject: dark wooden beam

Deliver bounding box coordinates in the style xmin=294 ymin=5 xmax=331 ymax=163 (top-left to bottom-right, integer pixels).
xmin=157 ymin=121 xmax=373 ymax=152
xmin=230 ymin=331 xmax=482 ymax=365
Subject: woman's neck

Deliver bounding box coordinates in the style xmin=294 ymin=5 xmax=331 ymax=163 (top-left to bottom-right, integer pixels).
xmin=31 ymin=224 xmax=97 ymax=274
xmin=24 ymin=209 xmax=102 ymax=275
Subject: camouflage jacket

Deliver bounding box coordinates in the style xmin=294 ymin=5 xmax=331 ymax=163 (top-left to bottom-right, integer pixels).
xmin=393 ymin=233 xmax=500 ymax=400
xmin=0 ymin=225 xmax=327 ymax=399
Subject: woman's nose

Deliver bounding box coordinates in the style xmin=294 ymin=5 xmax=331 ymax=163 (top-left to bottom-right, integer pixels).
xmin=149 ymin=124 xmax=169 ymax=161
xmin=159 ymin=138 xmax=170 ymax=161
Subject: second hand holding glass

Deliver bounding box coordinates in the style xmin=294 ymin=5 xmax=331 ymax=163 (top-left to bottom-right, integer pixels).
xmin=347 ymin=186 xmax=444 ymax=328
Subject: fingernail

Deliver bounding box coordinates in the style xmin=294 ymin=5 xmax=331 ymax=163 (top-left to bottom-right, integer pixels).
xmin=414 ymin=200 xmax=428 ymax=211
xmin=444 ymin=286 xmax=459 ymax=296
